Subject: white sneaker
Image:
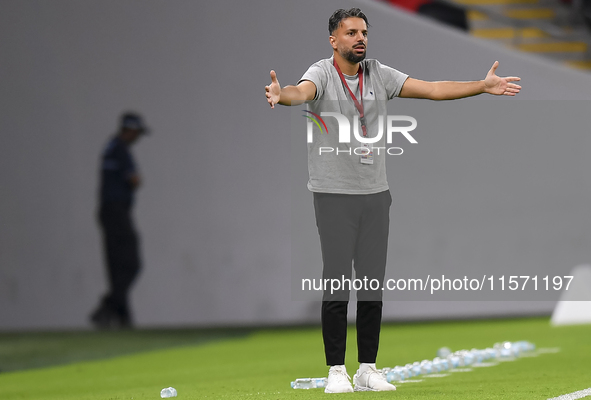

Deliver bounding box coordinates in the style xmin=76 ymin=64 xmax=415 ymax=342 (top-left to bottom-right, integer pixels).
xmin=353 ymin=364 xmax=397 ymax=392
xmin=325 ymin=365 xmax=354 ymax=393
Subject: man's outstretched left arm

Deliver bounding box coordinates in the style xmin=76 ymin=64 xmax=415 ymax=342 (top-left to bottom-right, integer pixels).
xmin=399 ymin=61 xmax=521 ymax=100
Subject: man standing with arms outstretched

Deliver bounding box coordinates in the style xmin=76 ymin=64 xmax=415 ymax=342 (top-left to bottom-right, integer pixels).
xmin=265 ymin=8 xmax=520 ymax=393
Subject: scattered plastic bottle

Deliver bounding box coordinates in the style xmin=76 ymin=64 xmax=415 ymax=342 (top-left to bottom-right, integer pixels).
xmin=390 ymin=366 xmax=406 ymax=381
xmin=437 ymin=346 xmax=451 ymax=358
xmin=291 ymin=377 xmax=326 ymax=389
xmin=160 ymin=387 xmax=177 ymax=398
xmin=462 ymin=351 xmax=475 ymax=365
xmin=438 ymin=357 xmax=450 ymax=370
xmin=484 ymin=347 xmax=496 ymax=360
xmin=376 ymin=340 xmax=537 ymax=387
xmin=386 ymin=369 xmax=402 ymax=382
xmin=514 ymin=340 xmax=535 ymax=352
xmin=401 ymin=365 xmax=413 ymax=379
xmin=499 ymin=348 xmax=513 ymax=359
xmin=419 ymin=360 xmax=433 ymax=374
xmin=432 ymin=358 xmax=443 ymax=372
xmin=489 ymin=347 xmax=502 ymax=360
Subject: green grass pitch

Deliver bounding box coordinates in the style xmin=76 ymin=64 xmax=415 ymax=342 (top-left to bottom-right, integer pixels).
xmin=0 ymin=317 xmax=589 ymax=399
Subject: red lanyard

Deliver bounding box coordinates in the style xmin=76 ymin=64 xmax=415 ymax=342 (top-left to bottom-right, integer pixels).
xmin=333 ymin=58 xmax=368 ymax=137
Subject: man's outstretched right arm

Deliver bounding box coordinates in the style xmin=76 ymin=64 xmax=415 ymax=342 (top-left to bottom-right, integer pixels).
xmin=265 ymin=70 xmax=317 ymax=108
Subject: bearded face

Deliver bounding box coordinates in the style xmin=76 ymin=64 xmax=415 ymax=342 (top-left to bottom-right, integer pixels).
xmin=341 ymin=41 xmax=366 ymax=64
xmin=331 ymin=17 xmax=368 ymax=65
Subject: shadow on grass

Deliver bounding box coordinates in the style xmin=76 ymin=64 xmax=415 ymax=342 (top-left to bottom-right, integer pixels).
xmin=0 ymin=327 xmax=252 ymax=373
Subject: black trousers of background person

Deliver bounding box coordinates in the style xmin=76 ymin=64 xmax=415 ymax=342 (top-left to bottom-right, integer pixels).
xmin=98 ymin=201 xmax=141 ymax=323
xmin=313 ymin=190 xmax=392 ymax=366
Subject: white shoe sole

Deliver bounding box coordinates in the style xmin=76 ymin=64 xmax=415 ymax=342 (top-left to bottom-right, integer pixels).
xmin=354 ymin=385 xmax=376 ymax=392
xmin=325 ymin=388 xmax=354 ymax=393
xmin=354 ymin=384 xmax=396 ymax=392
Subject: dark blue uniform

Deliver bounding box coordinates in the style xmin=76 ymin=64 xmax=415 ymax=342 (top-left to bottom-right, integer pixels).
xmin=100 ymin=137 xmax=137 ymax=205
xmin=94 ymin=136 xmax=141 ymax=327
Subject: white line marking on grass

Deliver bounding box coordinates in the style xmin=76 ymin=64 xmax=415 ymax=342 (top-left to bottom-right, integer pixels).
xmin=538 ymin=347 xmax=561 ymax=354
xmin=473 ymin=362 xmax=499 ymax=367
xmin=547 ymin=387 xmax=591 ymax=400
xmin=450 ymin=368 xmax=472 ymax=372
xmin=424 ymin=374 xmax=449 ymax=378
xmin=395 ymin=379 xmax=423 ymax=384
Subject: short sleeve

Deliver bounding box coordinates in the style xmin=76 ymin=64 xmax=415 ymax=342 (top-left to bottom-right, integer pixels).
xmin=375 ymin=61 xmax=409 ymax=99
xmin=103 ymin=141 xmax=136 ymax=177
xmin=118 ymin=148 xmax=136 ymax=177
xmin=298 ymin=61 xmax=327 ymax=101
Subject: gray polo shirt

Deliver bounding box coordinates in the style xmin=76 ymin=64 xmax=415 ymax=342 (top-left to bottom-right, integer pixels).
xmin=299 ymin=56 xmax=408 ymax=194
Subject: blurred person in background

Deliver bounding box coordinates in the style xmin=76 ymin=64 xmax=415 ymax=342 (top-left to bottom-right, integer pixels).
xmin=90 ymin=112 xmax=148 ymax=329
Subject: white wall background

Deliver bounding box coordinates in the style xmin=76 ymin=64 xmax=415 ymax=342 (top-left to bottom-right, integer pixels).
xmin=2 ymin=0 xmax=591 ymax=330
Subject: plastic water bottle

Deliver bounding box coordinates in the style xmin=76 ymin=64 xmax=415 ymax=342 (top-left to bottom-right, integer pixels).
xmin=462 ymin=351 xmax=475 ymax=365
xmin=496 ymin=343 xmax=513 ymax=359
xmin=402 ymin=365 xmax=414 ymax=379
xmin=386 ymin=369 xmax=402 ymax=382
xmin=515 ymin=340 xmax=535 ymax=352
xmin=510 ymin=343 xmax=521 ymax=357
xmin=454 ymin=351 xmax=467 ymax=366
xmin=432 ymin=358 xmax=442 ymax=372
xmin=160 ymin=387 xmax=177 ymax=398
xmin=513 ymin=341 xmax=525 ymax=353
xmin=420 ymin=360 xmax=433 ymax=374
xmin=487 ymin=347 xmax=501 ymax=360
xmin=405 ymin=363 xmax=416 ymax=377
xmin=471 ymin=349 xmax=484 ymax=363
xmin=448 ymin=354 xmax=460 ymax=368
xmin=393 ymin=366 xmax=406 ymax=381
xmin=437 ymin=347 xmax=451 ymax=358
xmin=291 ymin=378 xmax=326 ymax=389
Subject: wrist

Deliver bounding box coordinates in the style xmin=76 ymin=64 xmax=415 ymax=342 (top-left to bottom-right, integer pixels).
xmin=481 ymin=80 xmax=489 ymax=95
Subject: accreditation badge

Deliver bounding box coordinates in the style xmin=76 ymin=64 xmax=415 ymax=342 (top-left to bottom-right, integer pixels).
xmin=360 ymin=142 xmax=374 ymax=165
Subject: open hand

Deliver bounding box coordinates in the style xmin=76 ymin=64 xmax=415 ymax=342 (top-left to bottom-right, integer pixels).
xmin=484 ymin=61 xmax=521 ymax=96
xmin=265 ymin=70 xmax=281 ymax=108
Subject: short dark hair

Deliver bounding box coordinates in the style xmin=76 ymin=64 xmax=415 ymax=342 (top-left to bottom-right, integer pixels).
xmin=328 ymin=8 xmax=370 ymax=35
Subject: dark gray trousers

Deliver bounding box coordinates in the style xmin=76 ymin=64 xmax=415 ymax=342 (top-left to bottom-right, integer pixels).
xmin=98 ymin=201 xmax=141 ymax=322
xmin=313 ymin=190 xmax=391 ymax=365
